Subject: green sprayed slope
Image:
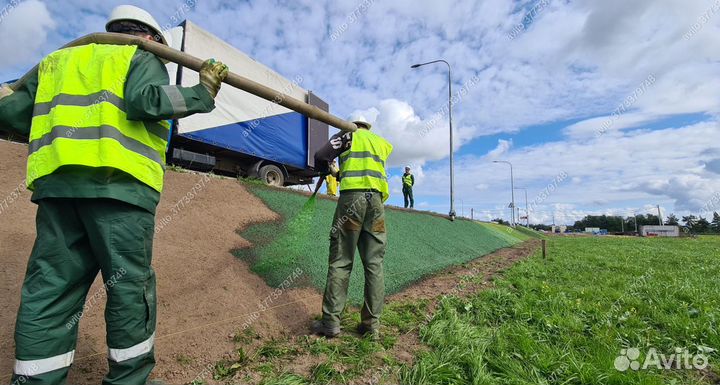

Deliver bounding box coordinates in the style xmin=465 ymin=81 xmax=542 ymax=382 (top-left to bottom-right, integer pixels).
xmin=235 ymin=185 xmax=528 ymax=304
xmin=513 ymin=225 xmax=547 ymax=239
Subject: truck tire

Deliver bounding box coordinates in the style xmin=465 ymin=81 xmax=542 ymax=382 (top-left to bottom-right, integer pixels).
xmin=259 ymin=164 xmax=285 ymax=187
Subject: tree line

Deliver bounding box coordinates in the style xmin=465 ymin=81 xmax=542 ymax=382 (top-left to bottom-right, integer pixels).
xmin=523 ymin=213 xmax=720 ymax=234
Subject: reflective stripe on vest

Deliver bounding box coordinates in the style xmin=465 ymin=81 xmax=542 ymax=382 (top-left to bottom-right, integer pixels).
xmin=339 ymin=129 xmax=393 ymax=202
xmin=27 ymin=44 xmax=169 ymax=192
xmin=402 ymin=174 xmax=413 ymax=187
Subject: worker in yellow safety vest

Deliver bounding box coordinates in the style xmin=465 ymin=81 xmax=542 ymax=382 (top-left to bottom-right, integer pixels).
xmin=325 ymin=160 xmax=338 ymax=196
xmin=402 ymin=165 xmax=415 ymax=208
xmin=0 ymin=5 xmax=228 ymax=384
xmin=312 ymin=121 xmax=393 ymax=338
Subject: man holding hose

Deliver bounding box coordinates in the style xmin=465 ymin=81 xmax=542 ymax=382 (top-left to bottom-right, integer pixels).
xmin=0 ymin=5 xmax=228 ymax=384
xmin=313 ymin=121 xmax=393 ymax=338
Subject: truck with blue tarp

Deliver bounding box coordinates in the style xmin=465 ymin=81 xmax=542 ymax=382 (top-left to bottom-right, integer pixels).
xmin=164 ymin=20 xmax=328 ymax=186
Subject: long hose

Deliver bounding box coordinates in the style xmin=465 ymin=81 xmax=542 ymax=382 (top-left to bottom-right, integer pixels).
xmin=10 ymin=32 xmax=358 ymax=133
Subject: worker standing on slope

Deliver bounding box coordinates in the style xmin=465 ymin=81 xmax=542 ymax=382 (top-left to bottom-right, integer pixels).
xmin=325 ymin=160 xmax=338 ymax=196
xmin=312 ymin=121 xmax=393 ymax=338
xmin=0 ymin=5 xmax=228 ymax=384
xmin=402 ymin=165 xmax=415 ymax=209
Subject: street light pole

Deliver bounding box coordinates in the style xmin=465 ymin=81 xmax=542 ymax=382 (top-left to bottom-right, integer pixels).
xmin=494 ymin=160 xmax=515 ymax=226
xmin=411 ymin=59 xmax=455 ymax=220
xmin=633 ymin=212 xmax=638 ymax=233
xmin=515 ymin=187 xmax=529 ymax=227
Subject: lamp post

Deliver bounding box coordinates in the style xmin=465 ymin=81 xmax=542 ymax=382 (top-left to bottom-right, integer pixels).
xmin=411 ymin=59 xmax=455 ymax=220
xmin=514 ymin=187 xmax=529 ymax=227
xmin=632 ymin=212 xmax=638 ymax=234
xmin=493 ymin=160 xmax=515 ymax=226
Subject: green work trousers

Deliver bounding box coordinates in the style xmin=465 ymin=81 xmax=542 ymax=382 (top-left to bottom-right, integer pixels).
xmin=321 ymin=191 xmax=387 ymax=331
xmin=11 ymin=198 xmax=157 ymax=385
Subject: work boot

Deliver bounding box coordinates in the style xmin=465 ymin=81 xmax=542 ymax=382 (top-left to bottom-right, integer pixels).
xmin=311 ymin=320 xmax=340 ymax=338
xmin=357 ymin=323 xmax=379 ymax=340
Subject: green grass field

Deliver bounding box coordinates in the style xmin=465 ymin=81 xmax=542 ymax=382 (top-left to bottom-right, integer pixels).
xmin=216 ymin=235 xmax=718 ymax=384
xmin=234 ymin=184 xmax=531 ymax=303
xmin=401 ymin=236 xmax=720 ymax=385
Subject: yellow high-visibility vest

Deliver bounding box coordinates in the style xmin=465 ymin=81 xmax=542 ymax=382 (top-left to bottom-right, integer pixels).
xmin=402 ymin=174 xmax=413 ymax=187
xmin=338 ymin=129 xmax=393 ymax=202
xmin=27 ymin=44 xmax=169 ymax=192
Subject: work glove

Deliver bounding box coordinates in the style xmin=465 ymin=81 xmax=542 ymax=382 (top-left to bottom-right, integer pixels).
xmin=328 ymin=162 xmax=339 ymax=178
xmin=199 ymin=59 xmax=229 ymax=98
xmin=0 ymin=84 xmax=13 ymax=100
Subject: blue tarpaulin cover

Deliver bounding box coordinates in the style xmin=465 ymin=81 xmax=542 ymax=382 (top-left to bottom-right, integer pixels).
xmin=178 ymin=111 xmax=308 ymax=169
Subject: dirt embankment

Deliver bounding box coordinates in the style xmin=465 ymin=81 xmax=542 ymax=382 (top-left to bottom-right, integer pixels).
xmin=0 ymin=140 xmax=322 ymax=384
xmin=0 ymin=138 xmax=537 ymax=384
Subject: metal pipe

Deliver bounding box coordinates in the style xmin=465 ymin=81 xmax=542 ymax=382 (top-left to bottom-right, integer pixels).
xmin=10 ymin=33 xmax=358 ymax=133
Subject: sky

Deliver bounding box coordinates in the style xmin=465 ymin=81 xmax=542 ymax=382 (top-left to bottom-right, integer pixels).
xmin=1 ymin=0 xmax=719 ymax=224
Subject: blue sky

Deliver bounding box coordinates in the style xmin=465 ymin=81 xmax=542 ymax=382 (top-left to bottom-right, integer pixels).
xmin=1 ymin=0 xmax=719 ymax=224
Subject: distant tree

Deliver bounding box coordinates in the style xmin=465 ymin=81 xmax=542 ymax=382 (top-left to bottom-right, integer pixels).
xmin=573 ymin=215 xmax=629 ymax=232
xmin=695 ymin=217 xmax=711 ymax=233
xmin=666 ymin=214 xmax=679 ymax=226
xmin=712 ymin=212 xmax=720 ymax=233
xmin=682 ymin=215 xmax=698 ymax=228
xmin=641 ymin=214 xmax=661 ymax=226
xmin=492 ymin=218 xmax=509 ymax=226
xmin=531 ymin=224 xmax=552 ymax=231
xmin=625 ymin=216 xmax=639 ymax=232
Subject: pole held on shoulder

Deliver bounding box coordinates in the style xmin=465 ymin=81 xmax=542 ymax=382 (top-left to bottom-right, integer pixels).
xmin=10 ymin=33 xmax=358 ymax=133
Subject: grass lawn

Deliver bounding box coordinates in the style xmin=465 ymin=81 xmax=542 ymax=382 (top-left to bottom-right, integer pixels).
xmin=216 ymin=235 xmax=719 ymax=385
xmin=402 ymin=236 xmax=719 ymax=385
xmin=234 ymin=184 xmax=531 ymax=303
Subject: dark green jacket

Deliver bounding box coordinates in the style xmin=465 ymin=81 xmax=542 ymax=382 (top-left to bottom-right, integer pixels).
xmin=0 ymin=48 xmax=215 ymax=213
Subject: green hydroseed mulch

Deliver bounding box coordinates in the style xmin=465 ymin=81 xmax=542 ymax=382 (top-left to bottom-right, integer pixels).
xmin=513 ymin=224 xmax=547 ymax=239
xmin=234 ymin=184 xmax=528 ymax=304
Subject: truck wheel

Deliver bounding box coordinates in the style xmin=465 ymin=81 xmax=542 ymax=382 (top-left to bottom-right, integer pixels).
xmin=259 ymin=164 xmax=284 ymax=186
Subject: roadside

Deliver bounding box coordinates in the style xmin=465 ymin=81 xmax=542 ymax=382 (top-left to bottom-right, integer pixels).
xmin=196 ymin=236 xmax=720 ymax=385
xmin=197 ymin=240 xmax=540 ymax=385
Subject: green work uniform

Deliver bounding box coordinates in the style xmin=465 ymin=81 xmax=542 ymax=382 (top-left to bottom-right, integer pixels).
xmin=320 ymin=129 xmax=393 ymax=332
xmin=0 ymin=45 xmax=214 ymax=385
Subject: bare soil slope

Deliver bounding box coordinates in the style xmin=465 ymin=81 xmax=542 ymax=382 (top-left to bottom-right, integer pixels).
xmin=0 ymin=140 xmax=322 ymax=384
xmin=0 ymin=138 xmax=536 ymax=385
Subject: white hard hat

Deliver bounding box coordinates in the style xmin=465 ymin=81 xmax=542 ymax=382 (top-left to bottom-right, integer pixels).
xmin=352 ymin=120 xmax=372 ymax=130
xmin=106 ymin=5 xmax=171 ymax=47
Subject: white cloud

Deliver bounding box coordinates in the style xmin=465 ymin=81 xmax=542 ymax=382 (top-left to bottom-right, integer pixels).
xmin=416 ymin=119 xmax=720 ymax=222
xmin=0 ymin=0 xmax=55 ymax=71
xmin=564 ymin=113 xmax=659 ymax=141
xmin=0 ymin=0 xmax=717 ymax=222
xmin=486 ymin=139 xmax=513 ymax=158
xmin=348 ymin=99 xmax=474 ymax=167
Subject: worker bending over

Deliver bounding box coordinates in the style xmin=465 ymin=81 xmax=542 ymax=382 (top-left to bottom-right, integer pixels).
xmin=312 ymin=121 xmax=393 ymax=338
xmin=402 ymin=165 xmax=415 ymax=209
xmin=0 ymin=5 xmax=228 ymax=384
